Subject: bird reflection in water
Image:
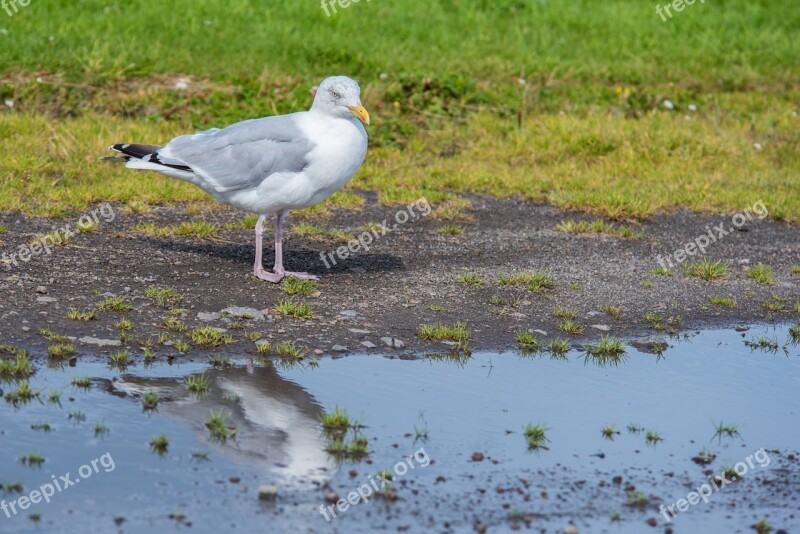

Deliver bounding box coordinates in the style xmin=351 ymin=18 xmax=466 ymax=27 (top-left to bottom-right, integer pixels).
xmin=107 ymin=361 xmax=337 ymax=489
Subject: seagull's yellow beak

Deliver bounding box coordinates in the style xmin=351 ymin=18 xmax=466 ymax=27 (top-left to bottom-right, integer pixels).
xmin=348 ymin=104 xmax=371 ymax=125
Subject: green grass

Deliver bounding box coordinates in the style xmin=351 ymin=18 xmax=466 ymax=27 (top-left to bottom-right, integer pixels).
xmin=274 ymin=299 xmax=315 ymax=319
xmin=599 ymin=304 xmax=622 ymax=318
xmin=649 ymin=267 xmax=673 ymax=277
xmin=499 ymin=271 xmax=554 ymax=293
xmin=30 ymin=421 xmax=52 ymax=432
xmin=524 ymin=423 xmax=549 ymax=451
xmin=206 ymin=409 xmax=237 ymax=444
xmin=708 ymin=296 xmax=737 ymax=308
xmin=274 ymin=341 xmax=305 ymax=359
xmin=135 ymin=221 xmax=219 ymax=240
xmin=0 ymin=2 xmax=799 ymax=222
xmin=185 ymin=373 xmax=210 ymax=394
xmin=713 ymin=421 xmax=742 ymax=440
xmin=792 ymin=265 xmax=800 ymax=276
xmin=93 ymin=422 xmax=110 ymax=437
xmin=437 ymin=224 xmax=464 ymax=236
xmin=189 ymin=326 xmax=234 ymax=347
xmin=683 ymin=260 xmax=730 ymax=281
xmin=282 ymin=277 xmax=318 ymax=296
xmin=745 ymin=263 xmax=775 ymax=285
xmin=18 ymin=453 xmax=45 ymax=467
xmin=142 ymin=391 xmax=160 ymax=410
xmin=549 ymin=338 xmax=570 ymax=357
xmin=96 ymin=295 xmax=134 ymax=312
xmin=291 ymin=222 xmax=353 ymax=242
xmin=645 ymin=430 xmax=663 ymax=444
xmin=149 ymin=434 xmax=169 ymax=455
xmin=515 ymin=331 xmax=539 ymax=352
xmin=145 ymin=286 xmax=182 ymax=307
xmin=0 ymin=352 xmax=34 ymax=379
xmin=66 ymin=307 xmax=97 ymax=321
xmin=47 ymin=343 xmax=75 ymax=358
xmin=558 ymin=319 xmax=584 ymax=335
xmin=418 ymin=322 xmax=470 ymax=345
xmin=626 ymin=492 xmax=649 ymax=508
xmin=109 ymin=350 xmax=130 ymax=369
xmin=555 ymin=220 xmax=642 ymax=239
xmin=553 ymin=307 xmax=578 ymax=320
xmin=70 ymin=376 xmax=91 ymax=389
xmin=585 ymin=336 xmax=626 ymax=357
xmin=457 ymin=273 xmax=485 ymax=287
xmin=321 ymin=406 xmax=353 ymax=431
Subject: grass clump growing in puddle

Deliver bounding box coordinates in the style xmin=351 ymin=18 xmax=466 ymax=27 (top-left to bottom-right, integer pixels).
xmin=5 ymin=382 xmax=41 ymax=406
xmin=71 ymin=376 xmax=91 ymax=389
xmin=275 ymin=299 xmax=315 ymax=319
xmin=645 ymin=430 xmax=663 ymax=444
xmin=746 ymin=263 xmax=775 ymax=285
xmin=321 ymin=406 xmax=369 ymax=459
xmin=39 ymin=328 xmax=68 ymax=343
xmin=30 ymin=421 xmax=52 ymax=432
xmin=274 ymin=341 xmax=305 ymax=360
xmin=584 ymin=336 xmax=627 ymax=367
xmin=682 ymin=260 xmax=729 ymax=281
xmin=321 ymin=406 xmax=353 ymax=431
xmin=47 ymin=343 xmax=76 ymax=358
xmin=142 ymin=391 xmax=160 ymax=410
xmin=282 ymin=277 xmax=318 ymax=296
xmin=708 ymin=296 xmax=737 ymax=308
xmin=713 ymin=421 xmax=742 ymax=440
xmin=18 ymin=453 xmax=45 ymax=467
xmin=0 ymin=352 xmax=33 ymax=379
xmin=524 ymin=423 xmax=549 ymax=451
xmin=0 ymin=481 xmax=23 ymax=493
xmin=209 ymin=355 xmax=234 ymax=368
xmin=790 ymin=322 xmax=800 ymax=342
xmin=93 ymin=422 xmax=110 ymax=437
xmin=516 ymin=331 xmax=540 ymax=352
xmin=626 ymin=491 xmax=649 ymax=508
xmin=744 ymin=336 xmax=779 ymax=352
xmin=149 ymin=435 xmax=169 ymax=455
xmin=185 ymin=373 xmax=210 ymax=394
xmin=602 ymin=424 xmax=617 ymax=440
xmin=457 ymin=272 xmax=484 ymax=287
xmin=549 ymin=338 xmax=570 ymax=357
xmin=206 ymin=409 xmax=237 ymax=444
xmin=109 ymin=351 xmax=130 ymax=369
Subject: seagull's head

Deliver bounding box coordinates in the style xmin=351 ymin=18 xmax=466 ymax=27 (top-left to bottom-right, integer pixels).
xmin=312 ymin=76 xmax=370 ymax=125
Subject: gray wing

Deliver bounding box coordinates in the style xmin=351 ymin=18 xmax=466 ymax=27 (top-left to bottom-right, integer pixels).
xmin=159 ymin=113 xmax=313 ymax=193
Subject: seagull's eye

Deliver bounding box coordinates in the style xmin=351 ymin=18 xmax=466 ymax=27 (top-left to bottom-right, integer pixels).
xmin=330 ymin=91 xmax=339 ymax=99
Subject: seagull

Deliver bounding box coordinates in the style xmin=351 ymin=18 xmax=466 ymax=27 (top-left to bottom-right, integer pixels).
xmin=103 ymin=75 xmax=369 ymax=282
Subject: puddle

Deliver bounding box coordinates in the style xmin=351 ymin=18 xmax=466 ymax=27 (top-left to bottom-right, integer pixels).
xmin=1 ymin=325 xmax=799 ymax=533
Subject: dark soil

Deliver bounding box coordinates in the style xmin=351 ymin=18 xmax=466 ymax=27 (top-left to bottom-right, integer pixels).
xmin=0 ymin=195 xmax=798 ymax=361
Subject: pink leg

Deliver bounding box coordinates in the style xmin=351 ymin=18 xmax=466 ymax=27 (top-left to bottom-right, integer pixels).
xmin=272 ymin=211 xmax=318 ymax=280
xmin=253 ymin=215 xmax=283 ymax=283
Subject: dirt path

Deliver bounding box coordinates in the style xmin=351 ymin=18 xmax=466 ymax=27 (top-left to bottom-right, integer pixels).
xmin=0 ymin=196 xmax=797 ymax=360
